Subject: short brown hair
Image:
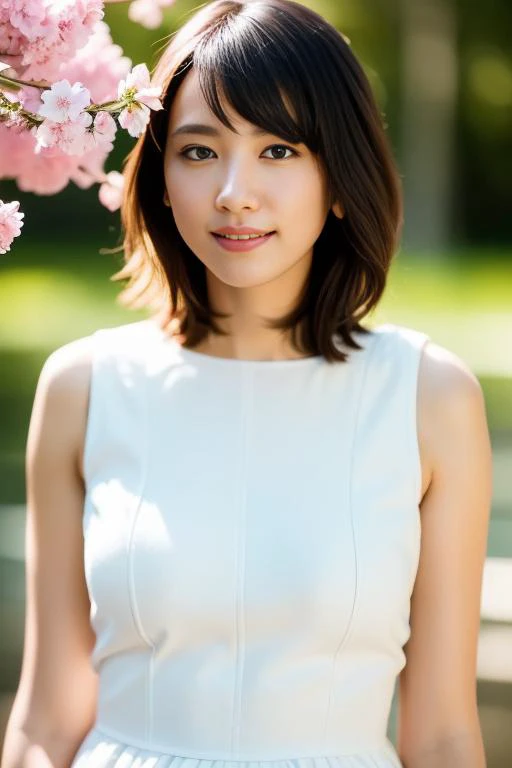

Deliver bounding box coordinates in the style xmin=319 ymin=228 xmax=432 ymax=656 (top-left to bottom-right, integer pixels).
xmin=116 ymin=0 xmax=402 ymax=362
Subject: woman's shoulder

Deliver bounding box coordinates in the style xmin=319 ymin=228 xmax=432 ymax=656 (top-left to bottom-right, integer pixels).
xmin=39 ymin=332 xmax=95 ymax=405
xmin=415 ymin=330 xmax=486 ymax=493
xmin=29 ymin=334 xmax=95 ymax=483
xmin=417 ymin=337 xmax=484 ymax=432
xmin=35 ymin=321 xmax=156 ymax=477
xmin=44 ymin=320 xmax=158 ymax=375
xmin=40 ymin=319 xmax=157 ymax=395
xmin=369 ymin=320 xmax=483 ymax=407
xmin=367 ymin=323 xmax=487 ymax=498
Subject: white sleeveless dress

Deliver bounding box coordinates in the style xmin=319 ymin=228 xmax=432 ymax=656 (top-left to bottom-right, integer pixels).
xmin=70 ymin=318 xmax=429 ymax=768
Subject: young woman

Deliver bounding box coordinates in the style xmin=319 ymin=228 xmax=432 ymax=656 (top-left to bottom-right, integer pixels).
xmin=1 ymin=1 xmax=492 ymax=767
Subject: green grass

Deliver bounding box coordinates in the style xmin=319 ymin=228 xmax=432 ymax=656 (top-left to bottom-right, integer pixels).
xmin=0 ymin=266 xmax=133 ymax=349
xmin=0 ymin=240 xmax=135 ymax=349
xmin=381 ymin=254 xmax=512 ymax=311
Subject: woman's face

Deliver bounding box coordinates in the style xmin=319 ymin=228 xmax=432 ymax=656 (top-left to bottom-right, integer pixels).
xmin=163 ymin=68 xmax=341 ymax=289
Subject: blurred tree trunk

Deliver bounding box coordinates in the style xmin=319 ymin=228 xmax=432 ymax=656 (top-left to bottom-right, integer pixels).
xmin=400 ymin=0 xmax=458 ymax=252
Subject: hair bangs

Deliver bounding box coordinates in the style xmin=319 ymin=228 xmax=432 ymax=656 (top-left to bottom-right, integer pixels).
xmin=194 ymin=17 xmax=318 ymax=150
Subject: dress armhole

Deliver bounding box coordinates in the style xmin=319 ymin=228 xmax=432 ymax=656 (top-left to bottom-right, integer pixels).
xmin=374 ymin=323 xmax=430 ymax=506
xmin=82 ymin=329 xmax=104 ymax=487
xmin=406 ymin=330 xmax=430 ymax=506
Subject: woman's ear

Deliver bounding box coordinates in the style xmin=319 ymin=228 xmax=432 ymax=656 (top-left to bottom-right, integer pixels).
xmin=331 ymin=200 xmax=345 ymax=219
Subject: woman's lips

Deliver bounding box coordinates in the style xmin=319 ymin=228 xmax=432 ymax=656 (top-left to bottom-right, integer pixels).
xmin=211 ymin=231 xmax=276 ymax=252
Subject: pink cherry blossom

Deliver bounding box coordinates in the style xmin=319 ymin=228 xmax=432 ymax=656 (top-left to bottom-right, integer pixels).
xmin=51 ymin=0 xmax=103 ymax=53
xmin=98 ymin=170 xmax=124 ymax=211
xmin=82 ymin=110 xmax=117 ymax=153
xmin=18 ymin=84 xmax=42 ymax=113
xmin=9 ymin=0 xmax=46 ymax=41
xmin=70 ymin=143 xmax=108 ymax=189
xmin=117 ymin=63 xmax=163 ymax=111
xmin=80 ymin=0 xmax=105 ymax=28
xmin=0 ymin=199 xmax=24 ymax=254
xmin=0 ymin=20 xmax=24 ymax=66
xmin=128 ymin=0 xmax=163 ymax=30
xmin=0 ymin=125 xmax=78 ymax=194
xmin=38 ymin=79 xmax=91 ymax=123
xmin=0 ymin=2 xmax=168 ymax=235
xmin=63 ymin=21 xmax=131 ymax=105
xmin=20 ymin=32 xmax=60 ymax=80
xmin=35 ymin=111 xmax=92 ymax=155
xmin=0 ymin=21 xmax=130 ymax=197
xmin=5 ymin=0 xmax=105 ymax=81
xmin=128 ymin=0 xmax=175 ymax=30
xmin=118 ymin=101 xmax=150 ymax=137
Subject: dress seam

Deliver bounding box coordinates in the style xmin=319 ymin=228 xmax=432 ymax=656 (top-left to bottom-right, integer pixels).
xmin=322 ymin=332 xmax=384 ymax=746
xmin=125 ymin=360 xmax=154 ymax=746
xmin=82 ymin=329 xmax=101 ymax=484
xmin=231 ymin=366 xmax=251 ymax=756
xmin=409 ymin=332 xmax=429 ymax=507
xmin=406 ymin=332 xmax=430 ymax=601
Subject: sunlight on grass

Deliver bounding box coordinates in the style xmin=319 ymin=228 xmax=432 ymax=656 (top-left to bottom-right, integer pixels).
xmin=0 ymin=267 xmax=142 ymax=350
xmin=370 ymin=256 xmax=512 ymax=375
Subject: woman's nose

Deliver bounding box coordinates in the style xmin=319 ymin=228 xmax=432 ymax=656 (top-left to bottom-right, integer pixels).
xmin=214 ymin=161 xmax=260 ymax=214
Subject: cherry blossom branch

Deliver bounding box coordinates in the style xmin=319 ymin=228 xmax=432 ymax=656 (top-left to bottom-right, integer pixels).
xmin=0 ymin=73 xmax=51 ymax=91
xmin=0 ymin=0 xmax=174 ymax=254
xmin=1 ymin=64 xmax=162 ymax=137
xmin=0 ymin=82 xmax=142 ymax=131
xmin=0 ymin=91 xmax=43 ymax=128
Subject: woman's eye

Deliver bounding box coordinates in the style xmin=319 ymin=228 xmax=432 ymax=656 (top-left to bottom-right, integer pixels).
xmin=181 ymin=146 xmax=215 ymax=161
xmin=179 ymin=144 xmax=297 ymax=161
xmin=261 ymin=145 xmax=297 ymax=160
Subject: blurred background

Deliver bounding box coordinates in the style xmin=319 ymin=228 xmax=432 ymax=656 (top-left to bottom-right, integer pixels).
xmin=0 ymin=0 xmax=511 ymax=763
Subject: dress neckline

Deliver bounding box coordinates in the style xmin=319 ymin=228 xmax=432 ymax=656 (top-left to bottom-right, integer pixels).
xmin=174 ymin=340 xmax=323 ymax=368
xmin=175 ymin=338 xmax=324 ymax=368
xmin=151 ymin=321 xmax=325 ymax=368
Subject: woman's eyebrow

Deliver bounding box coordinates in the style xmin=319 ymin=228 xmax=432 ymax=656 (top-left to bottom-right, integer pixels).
xmin=170 ymin=123 xmax=270 ymax=138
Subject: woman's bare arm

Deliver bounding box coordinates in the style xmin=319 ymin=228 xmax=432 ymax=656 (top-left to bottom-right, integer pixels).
xmin=1 ymin=337 xmax=98 ymax=768
xmin=397 ymin=342 xmax=492 ymax=767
